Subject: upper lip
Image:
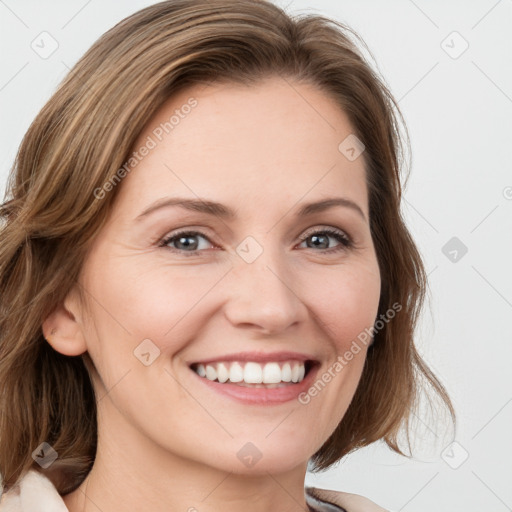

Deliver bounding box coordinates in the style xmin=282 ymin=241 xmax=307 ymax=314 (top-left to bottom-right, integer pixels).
xmin=189 ymin=351 xmax=318 ymax=366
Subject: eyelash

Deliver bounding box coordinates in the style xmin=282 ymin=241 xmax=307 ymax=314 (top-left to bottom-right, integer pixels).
xmin=158 ymin=227 xmax=353 ymax=256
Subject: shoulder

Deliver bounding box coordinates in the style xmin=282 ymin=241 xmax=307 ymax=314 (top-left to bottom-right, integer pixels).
xmin=0 ymin=469 xmax=68 ymax=511
xmin=306 ymin=486 xmax=394 ymax=512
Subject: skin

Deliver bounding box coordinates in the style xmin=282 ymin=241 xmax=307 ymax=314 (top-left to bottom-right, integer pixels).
xmin=43 ymin=76 xmax=381 ymax=512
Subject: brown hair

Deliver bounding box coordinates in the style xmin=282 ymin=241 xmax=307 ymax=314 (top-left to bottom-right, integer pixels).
xmin=0 ymin=0 xmax=455 ymax=495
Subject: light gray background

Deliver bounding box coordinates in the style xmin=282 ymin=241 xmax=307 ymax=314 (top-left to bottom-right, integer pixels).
xmin=1 ymin=1 xmax=511 ymax=511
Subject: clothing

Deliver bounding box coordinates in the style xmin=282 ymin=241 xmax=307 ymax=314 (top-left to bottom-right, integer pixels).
xmin=0 ymin=469 xmax=390 ymax=511
xmin=306 ymin=489 xmax=348 ymax=511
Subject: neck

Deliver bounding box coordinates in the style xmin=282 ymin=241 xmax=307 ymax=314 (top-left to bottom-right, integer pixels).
xmin=62 ymin=400 xmax=310 ymax=512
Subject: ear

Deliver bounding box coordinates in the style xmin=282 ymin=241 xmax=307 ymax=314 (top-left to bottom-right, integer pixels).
xmin=42 ymin=285 xmax=87 ymax=356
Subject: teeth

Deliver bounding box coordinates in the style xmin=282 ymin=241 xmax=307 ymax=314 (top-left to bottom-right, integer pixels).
xmin=217 ymin=362 xmax=229 ymax=383
xmin=282 ymin=363 xmax=292 ymax=382
xmin=205 ymin=365 xmax=217 ymax=381
xmin=262 ymin=362 xmax=281 ymax=384
xmin=193 ymin=360 xmax=308 ymax=385
xmin=244 ymin=362 xmax=263 ymax=383
xmin=291 ymin=363 xmax=299 ymax=383
xmin=298 ymin=364 xmax=305 ymax=382
xmin=229 ymin=362 xmax=244 ymax=383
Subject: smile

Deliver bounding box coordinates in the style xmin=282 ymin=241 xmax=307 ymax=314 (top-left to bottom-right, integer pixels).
xmin=188 ymin=352 xmax=320 ymax=405
xmin=191 ymin=360 xmax=309 ymax=387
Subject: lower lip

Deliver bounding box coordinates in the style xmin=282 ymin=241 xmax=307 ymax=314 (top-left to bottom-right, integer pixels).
xmin=190 ymin=364 xmax=320 ymax=405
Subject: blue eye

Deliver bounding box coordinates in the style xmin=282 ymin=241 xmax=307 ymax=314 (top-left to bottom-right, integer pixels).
xmin=298 ymin=228 xmax=352 ymax=253
xmin=159 ymin=227 xmax=352 ymax=255
xmin=160 ymin=230 xmax=213 ymax=254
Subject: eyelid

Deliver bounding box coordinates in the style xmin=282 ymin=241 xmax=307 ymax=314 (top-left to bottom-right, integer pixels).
xmin=299 ymin=225 xmax=351 ymax=242
xmin=158 ymin=228 xmax=216 ymax=250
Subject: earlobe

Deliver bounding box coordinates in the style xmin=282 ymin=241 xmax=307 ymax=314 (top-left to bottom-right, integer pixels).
xmin=42 ymin=289 xmax=88 ymax=356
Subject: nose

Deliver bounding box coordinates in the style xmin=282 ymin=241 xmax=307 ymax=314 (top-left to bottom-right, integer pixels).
xmin=222 ymin=247 xmax=307 ymax=335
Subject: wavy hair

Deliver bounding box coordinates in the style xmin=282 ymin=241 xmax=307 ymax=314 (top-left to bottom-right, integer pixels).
xmin=0 ymin=0 xmax=455 ymax=495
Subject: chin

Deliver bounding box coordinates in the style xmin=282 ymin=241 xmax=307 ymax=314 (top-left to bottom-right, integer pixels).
xmin=199 ymin=435 xmax=315 ymax=475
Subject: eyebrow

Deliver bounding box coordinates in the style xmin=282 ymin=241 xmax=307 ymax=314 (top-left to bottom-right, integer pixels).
xmin=135 ymin=196 xmax=367 ymax=222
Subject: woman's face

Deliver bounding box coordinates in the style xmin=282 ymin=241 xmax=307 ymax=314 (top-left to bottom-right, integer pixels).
xmin=69 ymin=76 xmax=381 ymax=474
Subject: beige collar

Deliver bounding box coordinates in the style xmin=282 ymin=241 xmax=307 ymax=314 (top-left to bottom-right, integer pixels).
xmin=1 ymin=470 xmax=390 ymax=512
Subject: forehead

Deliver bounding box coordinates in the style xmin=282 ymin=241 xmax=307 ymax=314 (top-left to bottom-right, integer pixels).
xmin=114 ymin=76 xmax=368 ymax=220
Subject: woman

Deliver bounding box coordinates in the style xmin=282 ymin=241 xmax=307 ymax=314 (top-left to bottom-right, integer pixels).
xmin=0 ymin=1 xmax=454 ymax=510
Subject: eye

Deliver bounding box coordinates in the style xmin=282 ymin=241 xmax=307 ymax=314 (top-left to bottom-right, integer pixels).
xmin=158 ymin=227 xmax=353 ymax=256
xmin=159 ymin=230 xmax=214 ymax=255
xmin=297 ymin=227 xmax=352 ymax=253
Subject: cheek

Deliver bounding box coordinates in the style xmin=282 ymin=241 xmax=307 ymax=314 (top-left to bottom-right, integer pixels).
xmin=297 ymin=263 xmax=380 ymax=443
xmin=304 ymin=262 xmax=381 ymax=349
xmin=82 ymin=257 xmax=229 ymax=357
